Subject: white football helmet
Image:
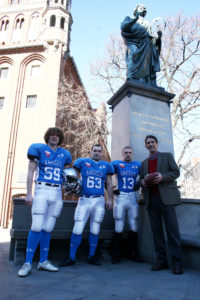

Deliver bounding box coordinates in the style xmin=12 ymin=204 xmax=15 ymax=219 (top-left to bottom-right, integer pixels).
xmin=62 ymin=168 xmax=82 ymax=195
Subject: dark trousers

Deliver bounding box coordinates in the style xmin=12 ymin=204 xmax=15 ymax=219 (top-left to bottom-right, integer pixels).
xmin=148 ymin=193 xmax=182 ymax=266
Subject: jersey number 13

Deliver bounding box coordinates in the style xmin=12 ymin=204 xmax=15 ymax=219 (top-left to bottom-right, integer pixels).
xmin=122 ymin=177 xmax=134 ymax=189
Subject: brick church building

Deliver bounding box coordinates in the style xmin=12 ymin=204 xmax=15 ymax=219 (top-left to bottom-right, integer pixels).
xmin=0 ymin=0 xmax=109 ymax=227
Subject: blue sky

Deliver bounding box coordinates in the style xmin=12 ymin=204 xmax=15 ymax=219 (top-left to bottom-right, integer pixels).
xmin=70 ymin=1 xmax=200 ymax=104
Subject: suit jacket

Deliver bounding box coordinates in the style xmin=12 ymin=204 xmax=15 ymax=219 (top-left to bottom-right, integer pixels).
xmin=140 ymin=152 xmax=181 ymax=208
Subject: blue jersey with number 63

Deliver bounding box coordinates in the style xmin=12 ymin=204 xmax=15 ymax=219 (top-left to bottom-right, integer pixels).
xmin=73 ymin=158 xmax=114 ymax=196
xmin=112 ymin=160 xmax=141 ymax=193
xmin=27 ymin=143 xmax=72 ymax=184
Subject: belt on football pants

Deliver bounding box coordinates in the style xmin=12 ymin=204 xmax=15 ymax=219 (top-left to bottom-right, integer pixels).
xmin=81 ymin=194 xmax=104 ymax=198
xmin=37 ymin=181 xmax=61 ymax=188
xmin=119 ymin=191 xmax=134 ymax=194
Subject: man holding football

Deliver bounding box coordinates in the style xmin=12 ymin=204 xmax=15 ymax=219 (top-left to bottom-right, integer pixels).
xmin=59 ymin=144 xmax=114 ymax=266
xmin=140 ymin=135 xmax=183 ymax=275
xmin=18 ymin=127 xmax=72 ymax=277
xmin=111 ymin=146 xmax=144 ymax=264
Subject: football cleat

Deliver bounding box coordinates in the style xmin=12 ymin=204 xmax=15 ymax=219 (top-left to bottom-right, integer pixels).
xmin=37 ymin=260 xmax=58 ymax=272
xmin=88 ymin=255 xmax=102 ymax=266
xmin=18 ymin=262 xmax=32 ymax=277
xmin=59 ymin=258 xmax=76 ymax=267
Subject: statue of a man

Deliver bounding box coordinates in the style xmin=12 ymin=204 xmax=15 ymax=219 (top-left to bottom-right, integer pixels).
xmin=121 ymin=4 xmax=162 ymax=86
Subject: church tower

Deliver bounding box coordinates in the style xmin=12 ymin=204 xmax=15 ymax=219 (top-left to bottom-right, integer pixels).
xmin=0 ymin=0 xmax=73 ymax=226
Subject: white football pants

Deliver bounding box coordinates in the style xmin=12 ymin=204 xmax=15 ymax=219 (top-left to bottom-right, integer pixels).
xmin=31 ymin=183 xmax=63 ymax=233
xmin=72 ymin=196 xmax=105 ymax=235
xmin=113 ymin=191 xmax=138 ymax=233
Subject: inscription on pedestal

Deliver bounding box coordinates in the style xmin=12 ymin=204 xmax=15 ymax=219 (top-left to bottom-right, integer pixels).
xmin=130 ymin=96 xmax=174 ymax=161
xmin=132 ymin=111 xmax=172 ymax=144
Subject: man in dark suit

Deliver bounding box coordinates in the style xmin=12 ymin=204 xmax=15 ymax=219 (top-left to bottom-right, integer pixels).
xmin=140 ymin=135 xmax=183 ymax=275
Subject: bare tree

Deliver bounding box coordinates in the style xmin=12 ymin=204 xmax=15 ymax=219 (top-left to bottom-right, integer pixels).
xmin=90 ymin=13 xmax=200 ymax=171
xmin=56 ymin=77 xmax=110 ymax=161
xmin=160 ymin=14 xmax=200 ymax=166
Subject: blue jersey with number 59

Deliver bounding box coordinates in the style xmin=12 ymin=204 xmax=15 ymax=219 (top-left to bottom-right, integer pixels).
xmin=27 ymin=143 xmax=72 ymax=184
xmin=112 ymin=160 xmax=141 ymax=193
xmin=73 ymin=158 xmax=114 ymax=196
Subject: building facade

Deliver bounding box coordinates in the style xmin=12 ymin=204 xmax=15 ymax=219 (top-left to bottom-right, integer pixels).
xmin=0 ymin=0 xmax=73 ymax=227
xmin=0 ymin=0 xmax=109 ymax=227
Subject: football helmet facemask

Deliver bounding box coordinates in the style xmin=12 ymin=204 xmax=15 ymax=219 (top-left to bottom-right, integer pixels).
xmin=62 ymin=168 xmax=82 ymax=195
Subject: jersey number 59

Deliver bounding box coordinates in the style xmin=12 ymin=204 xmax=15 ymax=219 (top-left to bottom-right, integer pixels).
xmin=44 ymin=167 xmax=60 ymax=181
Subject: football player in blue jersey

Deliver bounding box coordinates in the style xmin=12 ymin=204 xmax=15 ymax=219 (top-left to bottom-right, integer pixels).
xmin=18 ymin=127 xmax=72 ymax=277
xmin=111 ymin=146 xmax=144 ymax=264
xmin=59 ymin=144 xmax=114 ymax=266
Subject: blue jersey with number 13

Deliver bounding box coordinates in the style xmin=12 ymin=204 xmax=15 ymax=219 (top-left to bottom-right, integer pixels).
xmin=112 ymin=160 xmax=141 ymax=193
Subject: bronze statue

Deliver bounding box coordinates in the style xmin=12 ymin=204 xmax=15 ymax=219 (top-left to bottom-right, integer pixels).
xmin=121 ymin=4 xmax=164 ymax=86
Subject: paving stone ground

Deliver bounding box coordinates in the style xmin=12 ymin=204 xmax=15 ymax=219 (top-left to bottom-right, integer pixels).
xmin=0 ymin=228 xmax=200 ymax=300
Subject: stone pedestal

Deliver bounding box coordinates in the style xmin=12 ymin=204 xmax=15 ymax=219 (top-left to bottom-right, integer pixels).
xmin=108 ymin=81 xmax=175 ymax=161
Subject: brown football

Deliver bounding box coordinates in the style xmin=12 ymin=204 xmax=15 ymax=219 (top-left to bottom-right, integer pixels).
xmin=143 ymin=172 xmax=159 ymax=186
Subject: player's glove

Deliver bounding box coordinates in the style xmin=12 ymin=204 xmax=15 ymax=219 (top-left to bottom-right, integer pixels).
xmin=133 ymin=181 xmax=141 ymax=191
xmin=113 ymin=189 xmax=120 ymax=196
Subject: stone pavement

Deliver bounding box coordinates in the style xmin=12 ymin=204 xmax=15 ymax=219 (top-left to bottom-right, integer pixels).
xmin=0 ymin=228 xmax=200 ymax=300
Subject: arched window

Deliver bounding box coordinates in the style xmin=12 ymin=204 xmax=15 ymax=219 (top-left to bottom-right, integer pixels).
xmin=0 ymin=17 xmax=9 ymax=44
xmin=12 ymin=15 xmax=25 ymax=42
xmin=15 ymin=18 xmax=20 ymax=29
xmin=0 ymin=20 xmax=5 ymax=31
xmin=28 ymin=13 xmax=40 ymax=41
xmin=20 ymin=18 xmax=24 ymax=29
xmin=50 ymin=15 xmax=56 ymax=27
xmin=60 ymin=17 xmax=65 ymax=29
xmin=5 ymin=20 xmax=9 ymax=31
xmin=67 ymin=0 xmax=72 ymax=10
xmin=0 ymin=19 xmax=9 ymax=31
